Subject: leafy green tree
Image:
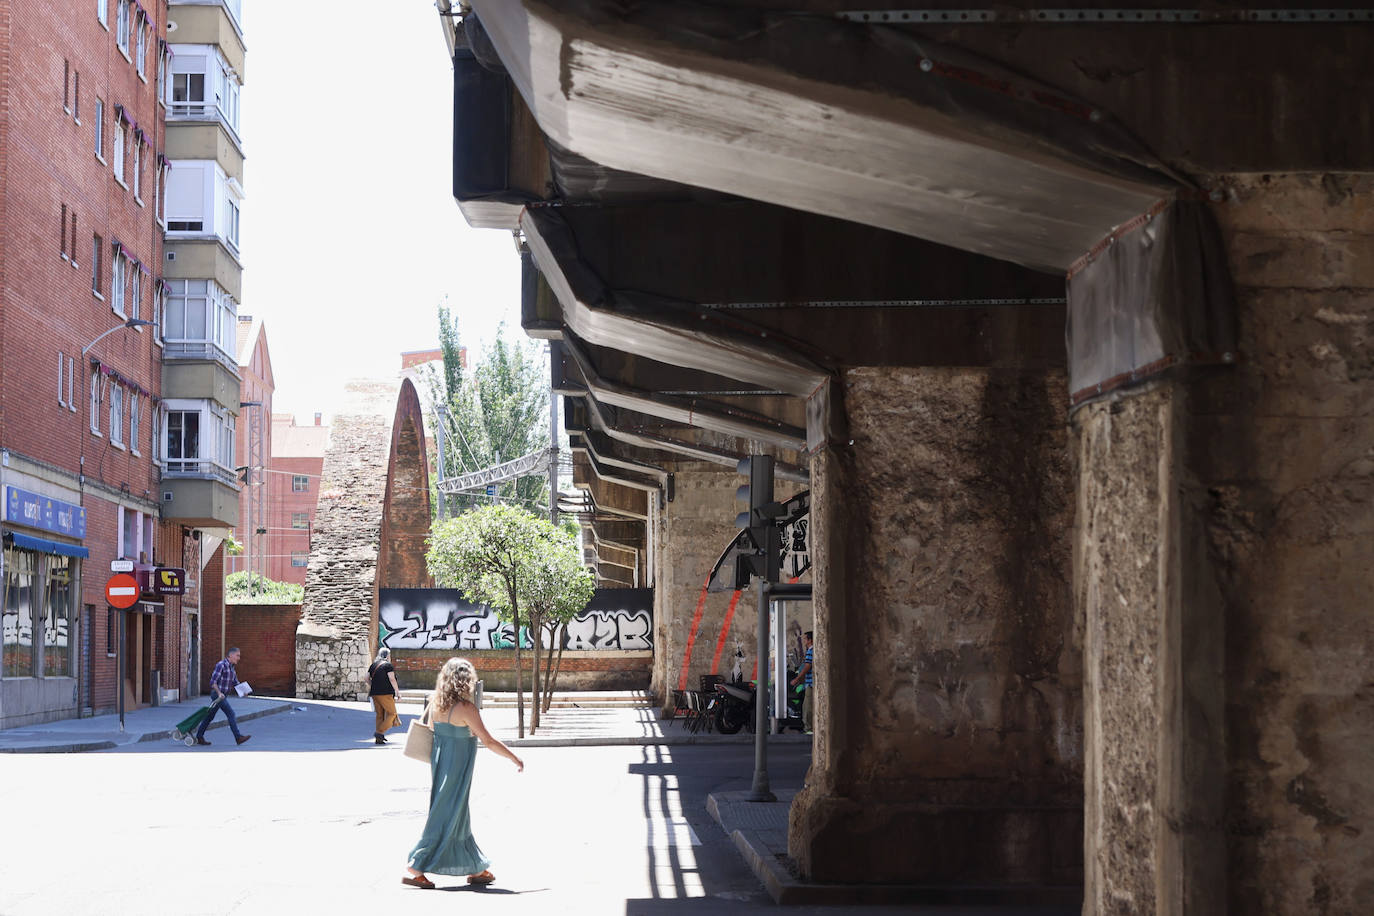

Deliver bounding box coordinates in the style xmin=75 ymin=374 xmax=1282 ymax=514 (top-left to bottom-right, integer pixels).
xmin=224 ymin=571 xmax=303 ymax=604
xmin=526 ymin=537 xmax=595 ymax=725
xmin=429 ymin=320 xmax=548 ymax=517
xmin=427 ymin=504 xmax=591 ymax=736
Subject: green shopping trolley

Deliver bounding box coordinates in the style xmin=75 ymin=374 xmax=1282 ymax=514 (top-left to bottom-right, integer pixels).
xmin=171 ymin=697 xmax=224 ymax=746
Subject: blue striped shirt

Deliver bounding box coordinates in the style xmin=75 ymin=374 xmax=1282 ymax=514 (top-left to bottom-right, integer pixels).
xmin=804 ymin=646 xmax=813 ymax=687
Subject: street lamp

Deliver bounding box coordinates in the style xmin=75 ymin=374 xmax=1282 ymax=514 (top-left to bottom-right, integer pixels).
xmin=79 ymin=316 xmax=153 ymax=733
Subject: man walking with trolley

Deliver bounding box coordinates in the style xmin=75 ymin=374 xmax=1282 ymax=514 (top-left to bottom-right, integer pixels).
xmin=195 ymin=647 xmax=252 ymax=747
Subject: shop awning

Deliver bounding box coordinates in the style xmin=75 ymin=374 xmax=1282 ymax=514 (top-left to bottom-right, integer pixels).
xmin=4 ymin=531 xmax=90 ymax=558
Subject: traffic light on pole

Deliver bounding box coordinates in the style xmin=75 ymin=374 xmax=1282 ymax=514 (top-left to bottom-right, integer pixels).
xmin=735 ymin=455 xmax=782 ymax=583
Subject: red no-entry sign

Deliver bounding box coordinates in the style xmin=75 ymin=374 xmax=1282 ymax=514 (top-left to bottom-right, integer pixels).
xmin=106 ymin=573 xmax=140 ymax=609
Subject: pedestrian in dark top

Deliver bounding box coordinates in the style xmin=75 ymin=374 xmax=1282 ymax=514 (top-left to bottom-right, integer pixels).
xmin=790 ymin=631 xmax=814 ymax=734
xmin=195 ymin=647 xmax=251 ymax=746
xmin=368 ymin=647 xmax=402 ymax=744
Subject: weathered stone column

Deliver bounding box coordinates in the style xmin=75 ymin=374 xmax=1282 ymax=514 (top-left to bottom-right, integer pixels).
xmin=1077 ymin=176 xmax=1374 ymax=914
xmin=791 ymin=368 xmax=1080 ymax=886
xmin=651 ymin=465 xmax=751 ymax=712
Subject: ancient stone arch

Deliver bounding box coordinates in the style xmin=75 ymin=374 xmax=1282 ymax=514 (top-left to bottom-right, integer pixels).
xmin=296 ymin=378 xmax=432 ymax=698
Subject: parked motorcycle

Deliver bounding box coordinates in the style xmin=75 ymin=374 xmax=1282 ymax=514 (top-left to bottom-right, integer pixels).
xmin=712 ymin=680 xmax=755 ymax=734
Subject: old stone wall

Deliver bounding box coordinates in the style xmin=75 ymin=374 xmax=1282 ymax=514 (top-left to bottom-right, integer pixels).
xmin=792 ymin=367 xmax=1079 ymax=885
xmin=1211 ymin=176 xmax=1374 ymax=913
xmin=649 ymin=465 xmax=807 ymax=710
xmin=295 ymin=380 xmax=398 ymax=699
xmin=1074 ymin=175 xmax=1374 ymax=914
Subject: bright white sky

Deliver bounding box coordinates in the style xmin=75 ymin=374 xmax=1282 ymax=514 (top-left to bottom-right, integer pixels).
xmin=238 ymin=2 xmax=523 ymax=424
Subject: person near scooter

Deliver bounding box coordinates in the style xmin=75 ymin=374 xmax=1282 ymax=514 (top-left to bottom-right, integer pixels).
xmin=790 ymin=631 xmax=814 ymax=734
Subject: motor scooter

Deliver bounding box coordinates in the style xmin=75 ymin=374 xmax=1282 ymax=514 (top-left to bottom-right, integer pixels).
xmin=711 ymin=679 xmax=755 ymax=734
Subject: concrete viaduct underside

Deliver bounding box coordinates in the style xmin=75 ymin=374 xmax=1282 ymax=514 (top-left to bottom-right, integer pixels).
xmin=440 ymin=3 xmax=1372 ymax=911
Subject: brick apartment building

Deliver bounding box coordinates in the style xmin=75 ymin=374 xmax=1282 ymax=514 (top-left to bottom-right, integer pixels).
xmin=0 ymin=0 xmax=248 ymax=728
xmin=226 ymin=314 xmax=271 ymax=584
xmin=266 ymin=412 xmax=327 ymax=586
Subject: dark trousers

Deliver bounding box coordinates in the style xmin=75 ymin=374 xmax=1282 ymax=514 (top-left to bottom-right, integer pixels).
xmin=196 ymin=697 xmax=242 ymax=740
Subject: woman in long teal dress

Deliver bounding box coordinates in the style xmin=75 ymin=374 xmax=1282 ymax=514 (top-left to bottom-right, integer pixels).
xmin=403 ymin=658 xmax=523 ymax=889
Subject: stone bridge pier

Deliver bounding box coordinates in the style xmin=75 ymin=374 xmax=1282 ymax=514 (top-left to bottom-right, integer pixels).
xmin=296 ymin=378 xmax=432 ymax=699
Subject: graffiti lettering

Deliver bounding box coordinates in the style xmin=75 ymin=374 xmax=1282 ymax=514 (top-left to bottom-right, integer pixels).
xmin=377 ymin=589 xmax=653 ymax=652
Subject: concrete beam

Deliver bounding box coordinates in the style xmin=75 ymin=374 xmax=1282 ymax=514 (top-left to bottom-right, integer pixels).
xmin=470 ymin=0 xmax=1178 ymax=271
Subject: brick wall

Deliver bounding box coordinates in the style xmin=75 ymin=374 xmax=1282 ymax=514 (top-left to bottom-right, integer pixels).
xmin=393 ymin=650 xmax=652 ymax=693
xmin=199 ymin=545 xmax=225 ymax=690
xmin=263 ymin=454 xmax=319 ymax=585
xmin=224 ymin=603 xmax=300 ymax=696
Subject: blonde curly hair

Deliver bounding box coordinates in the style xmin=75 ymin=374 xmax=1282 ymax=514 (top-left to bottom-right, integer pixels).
xmin=433 ymin=657 xmax=477 ymax=712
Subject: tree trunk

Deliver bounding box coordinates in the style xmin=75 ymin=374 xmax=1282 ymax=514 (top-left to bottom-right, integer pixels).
xmin=548 ymin=640 xmax=567 ymax=709
xmin=530 ymin=612 xmax=542 ymax=733
xmin=542 ymin=625 xmax=557 ymax=713
xmin=512 ymin=603 xmax=525 ymax=739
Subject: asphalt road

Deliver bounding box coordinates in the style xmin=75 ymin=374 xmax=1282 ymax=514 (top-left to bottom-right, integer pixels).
xmin=0 ymin=699 xmax=841 ymax=916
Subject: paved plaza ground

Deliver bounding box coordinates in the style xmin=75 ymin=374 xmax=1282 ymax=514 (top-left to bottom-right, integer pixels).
xmin=0 ymin=698 xmax=1075 ymax=915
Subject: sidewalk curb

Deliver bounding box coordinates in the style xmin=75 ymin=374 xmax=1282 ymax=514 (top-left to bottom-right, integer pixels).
xmin=503 ymin=732 xmax=812 ymax=748
xmin=0 ymin=701 xmax=293 ymax=754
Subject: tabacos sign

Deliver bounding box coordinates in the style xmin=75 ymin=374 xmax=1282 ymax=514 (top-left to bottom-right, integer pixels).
xmin=5 ymin=486 xmax=86 ymax=538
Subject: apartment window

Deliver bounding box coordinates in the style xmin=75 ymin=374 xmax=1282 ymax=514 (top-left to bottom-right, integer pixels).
xmin=56 ymin=354 xmax=76 ymax=409
xmin=150 ymin=402 xmax=164 ymax=464
xmin=2 ymin=547 xmax=37 ymax=677
xmin=109 ymin=384 xmax=125 ymax=447
xmin=89 ymin=369 xmax=103 ymax=435
xmin=156 ymin=43 xmax=168 ymax=103
xmin=164 ymin=279 xmax=236 ymax=358
xmin=225 ymin=198 xmax=240 ymax=250
xmin=291 ymin=552 xmax=309 ymax=568
xmin=166 ymin=410 xmax=200 ymax=472
xmin=97 ymin=0 xmax=108 ymax=27
xmin=292 ymin=475 xmax=309 ymax=493
xmin=69 ymin=211 xmax=78 ymax=266
xmin=74 ymin=72 xmax=80 ymax=122
xmin=63 ymin=59 xmax=71 ymax=113
xmin=92 ymin=234 xmax=103 ymax=296
xmin=44 ymin=557 xmax=74 ymax=678
xmin=94 ymin=98 xmax=104 ymax=160
xmin=291 ymin=512 xmax=309 ymax=529
xmin=67 ymin=356 xmax=76 ymax=413
xmin=59 ymin=205 xmax=69 ymax=259
xmin=111 ymin=250 xmax=126 ymax=316
xmin=135 ymin=14 xmax=148 ymax=79
xmin=171 ymin=72 xmax=205 ymax=112
xmin=130 ymin=267 xmax=141 ymax=321
xmin=116 ymin=0 xmax=130 ymax=56
xmin=112 ymin=118 xmax=125 ymax=184
xmin=130 ymin=395 xmax=142 ymax=455
xmin=57 ymin=354 xmax=67 ymax=407
xmin=132 ymin=140 xmax=142 ymax=202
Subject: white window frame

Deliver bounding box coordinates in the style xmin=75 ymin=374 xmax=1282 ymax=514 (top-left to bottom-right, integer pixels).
xmin=89 ymin=369 xmax=103 ymax=436
xmin=57 ymin=354 xmax=67 ymax=407
xmin=163 ymin=278 xmax=237 ymax=361
xmin=97 ymin=0 xmax=108 ymax=28
xmin=109 ymin=384 xmax=125 ymax=447
xmin=150 ymin=402 xmax=165 ymax=466
xmin=135 ymin=13 xmax=148 ymax=80
xmin=291 ymin=512 xmax=309 ymax=529
xmin=163 ymin=400 xmax=236 ymax=478
xmin=111 ymin=250 xmax=126 ymax=317
xmin=291 ymin=552 xmax=309 ymax=568
xmin=116 ymin=0 xmax=131 ymax=58
xmin=292 ymin=475 xmax=309 ymax=493
xmin=130 ymin=265 xmax=141 ymax=321
xmin=132 ymin=140 xmax=142 ymax=203
xmin=129 ymin=395 xmax=142 ymax=456
xmin=91 ymin=234 xmax=103 ymax=298
xmin=112 ymin=118 xmax=126 ymax=186
xmin=94 ymin=98 xmax=105 ymax=162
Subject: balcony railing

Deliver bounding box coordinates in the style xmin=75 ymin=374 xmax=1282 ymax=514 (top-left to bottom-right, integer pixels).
xmin=167 ymin=101 xmax=242 ymax=144
xmin=162 ymin=338 xmax=239 ymax=373
xmin=162 ymin=459 xmax=239 ymax=488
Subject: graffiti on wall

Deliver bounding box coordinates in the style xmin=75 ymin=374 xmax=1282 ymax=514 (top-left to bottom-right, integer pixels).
xmin=378 ymin=588 xmax=653 ymax=652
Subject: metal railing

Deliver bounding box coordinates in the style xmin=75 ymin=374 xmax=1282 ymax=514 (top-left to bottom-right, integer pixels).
xmin=162 ymin=339 xmax=239 ymax=373
xmin=167 ymin=101 xmax=242 ymax=144
xmin=161 ymin=459 xmax=239 ymax=487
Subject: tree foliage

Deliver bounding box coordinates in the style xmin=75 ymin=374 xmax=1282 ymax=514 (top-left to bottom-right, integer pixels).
xmin=429 ymin=317 xmax=548 ymax=517
xmin=427 ymin=504 xmax=591 ymax=736
xmin=224 ymin=571 xmax=303 ymax=604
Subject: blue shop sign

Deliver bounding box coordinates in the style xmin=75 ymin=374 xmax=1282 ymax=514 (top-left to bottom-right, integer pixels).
xmin=4 ymin=487 xmax=86 ymax=539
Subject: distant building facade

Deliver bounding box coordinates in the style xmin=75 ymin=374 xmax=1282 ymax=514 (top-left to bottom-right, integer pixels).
xmin=267 ymin=413 xmax=329 ymax=586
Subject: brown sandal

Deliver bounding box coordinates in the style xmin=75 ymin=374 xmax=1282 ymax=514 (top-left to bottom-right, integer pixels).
xmin=402 ymin=873 xmax=435 ymax=889
xmin=467 ymin=870 xmax=495 ymax=885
